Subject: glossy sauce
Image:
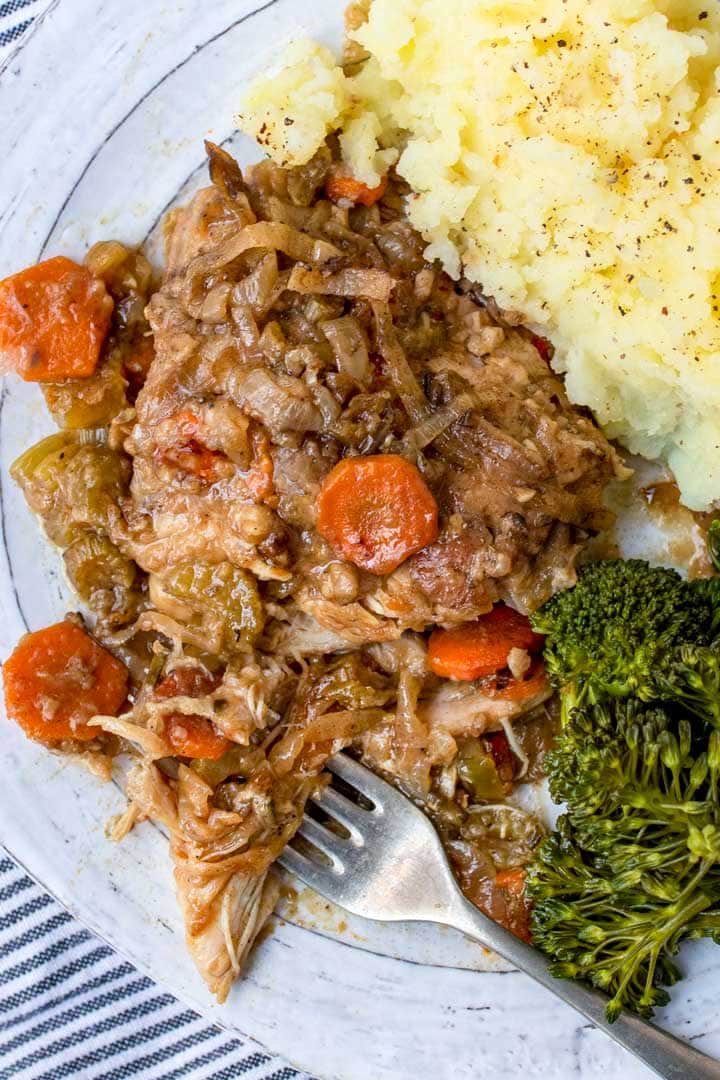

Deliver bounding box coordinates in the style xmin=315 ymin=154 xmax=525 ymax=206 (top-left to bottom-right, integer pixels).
xmin=642 ymin=481 xmax=715 ymax=579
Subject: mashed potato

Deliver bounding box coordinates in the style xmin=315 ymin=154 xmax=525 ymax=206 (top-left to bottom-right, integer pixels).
xmin=238 ymin=1 xmax=720 ymax=510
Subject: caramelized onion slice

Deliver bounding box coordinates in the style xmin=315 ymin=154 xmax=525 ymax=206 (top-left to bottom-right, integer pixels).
xmin=288 ymin=265 xmax=395 ymax=302
xmin=321 ymin=315 xmax=371 ymax=383
xmin=371 ymin=301 xmax=427 ymax=423
xmin=185 ymin=221 xmax=342 ymax=285
xmin=403 ymin=391 xmax=477 ymax=453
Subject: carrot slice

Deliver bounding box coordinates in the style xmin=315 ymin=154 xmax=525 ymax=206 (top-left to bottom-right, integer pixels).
xmin=428 ymin=606 xmax=544 ymax=681
xmin=154 ymin=666 xmax=229 ymax=760
xmin=2 ymin=621 xmax=128 ymax=743
xmin=483 ymin=659 xmax=549 ymax=703
xmin=0 ymin=256 xmax=113 ymax=382
xmin=317 ymin=454 xmax=439 ymax=575
xmin=154 ymin=666 xmax=220 ymax=700
xmin=326 ymin=170 xmax=388 ymax=207
xmin=163 ymin=714 xmax=231 ymax=760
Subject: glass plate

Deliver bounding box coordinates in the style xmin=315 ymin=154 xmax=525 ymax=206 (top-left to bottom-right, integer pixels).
xmin=1 ymin=2 xmax=717 ymax=1076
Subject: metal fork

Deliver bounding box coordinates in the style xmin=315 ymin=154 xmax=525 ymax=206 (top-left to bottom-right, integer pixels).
xmin=279 ymin=753 xmax=720 ymax=1080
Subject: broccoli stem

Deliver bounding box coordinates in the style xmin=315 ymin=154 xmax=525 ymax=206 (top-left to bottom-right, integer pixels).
xmin=606 ymin=868 xmax=713 ymax=1021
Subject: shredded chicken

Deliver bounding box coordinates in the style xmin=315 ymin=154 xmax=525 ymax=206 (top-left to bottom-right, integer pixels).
xmin=12 ymin=139 xmax=617 ymax=1000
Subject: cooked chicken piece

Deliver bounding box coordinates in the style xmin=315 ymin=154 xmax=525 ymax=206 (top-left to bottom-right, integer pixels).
xmin=12 ymin=142 xmax=623 ymax=1002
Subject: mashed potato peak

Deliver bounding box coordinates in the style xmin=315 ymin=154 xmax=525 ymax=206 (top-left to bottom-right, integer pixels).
xmin=238 ymin=1 xmax=720 ymax=510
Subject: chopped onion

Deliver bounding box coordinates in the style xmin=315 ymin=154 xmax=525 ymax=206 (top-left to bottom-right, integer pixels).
xmin=232 ymin=367 xmax=323 ymax=433
xmin=231 ymin=251 xmax=279 ymax=319
xmin=320 ymin=316 xmax=371 ymax=383
xmin=402 ymin=390 xmax=476 ymax=453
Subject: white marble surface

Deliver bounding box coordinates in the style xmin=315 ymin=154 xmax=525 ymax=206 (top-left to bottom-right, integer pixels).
xmin=1 ymin=2 xmax=719 ymax=1077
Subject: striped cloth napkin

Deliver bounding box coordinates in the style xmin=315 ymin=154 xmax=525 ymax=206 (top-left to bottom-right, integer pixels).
xmin=0 ymin=9 xmax=316 ymax=1080
xmin=0 ymin=856 xmax=314 ymax=1080
xmin=0 ymin=0 xmax=47 ymax=53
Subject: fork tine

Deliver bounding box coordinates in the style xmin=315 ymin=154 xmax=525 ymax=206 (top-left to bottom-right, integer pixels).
xmin=326 ymin=753 xmax=390 ymax=805
xmin=295 ymin=817 xmax=347 ymax=867
xmin=277 ymin=844 xmax=344 ymax=889
xmin=311 ymin=787 xmax=365 ymax=843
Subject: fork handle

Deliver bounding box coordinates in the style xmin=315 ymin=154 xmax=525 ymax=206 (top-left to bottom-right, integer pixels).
xmin=448 ymin=894 xmax=720 ymax=1080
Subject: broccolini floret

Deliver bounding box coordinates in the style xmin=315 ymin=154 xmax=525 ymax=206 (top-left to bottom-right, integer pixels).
xmin=544 ymin=700 xmax=720 ymax=869
xmin=528 ymin=547 xmax=720 ymax=1021
xmin=651 ymin=643 xmax=720 ymax=728
xmin=530 ymin=559 xmax=718 ymax=708
xmin=529 ymin=699 xmax=720 ymax=1020
xmin=528 ymin=813 xmax=720 ymax=1022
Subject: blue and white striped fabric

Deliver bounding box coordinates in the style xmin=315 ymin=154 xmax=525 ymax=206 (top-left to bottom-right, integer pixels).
xmin=0 ymin=9 xmax=315 ymax=1079
xmin=0 ymin=857 xmax=315 ymax=1078
xmin=0 ymin=0 xmax=48 ymax=55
